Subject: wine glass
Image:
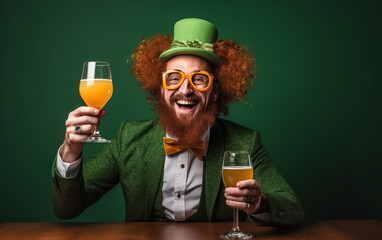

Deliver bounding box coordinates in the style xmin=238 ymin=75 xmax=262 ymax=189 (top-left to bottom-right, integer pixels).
xmin=221 ymin=151 xmax=253 ymax=239
xmin=79 ymin=61 xmax=113 ymax=143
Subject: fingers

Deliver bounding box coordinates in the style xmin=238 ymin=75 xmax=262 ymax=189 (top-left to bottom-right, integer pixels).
xmin=64 ymin=106 xmax=106 ymax=146
xmin=225 ymin=186 xmax=261 ymax=197
xmin=225 ymin=199 xmax=257 ymax=212
xmin=65 ymin=124 xmax=94 ymax=144
xmin=70 ymin=107 xmax=100 ymax=117
xmin=66 ymin=107 xmax=107 ymax=127
xmin=66 ymin=115 xmax=100 ymax=127
xmin=236 ymin=179 xmax=260 ymax=189
xmin=225 ymin=192 xmax=262 ymax=214
xmin=224 ymin=179 xmax=263 ymax=214
xmin=66 ymin=132 xmax=91 ymax=144
xmin=224 ymin=193 xmax=260 ymax=203
xmin=68 ymin=125 xmax=95 ymax=134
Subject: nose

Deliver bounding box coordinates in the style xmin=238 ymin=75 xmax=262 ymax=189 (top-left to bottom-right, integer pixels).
xmin=178 ymin=78 xmax=194 ymax=95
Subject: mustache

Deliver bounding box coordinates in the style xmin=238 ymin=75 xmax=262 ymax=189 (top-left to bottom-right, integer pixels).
xmin=170 ymin=93 xmax=201 ymax=104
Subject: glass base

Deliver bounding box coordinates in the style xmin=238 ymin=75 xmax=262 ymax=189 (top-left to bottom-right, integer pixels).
xmin=220 ymin=231 xmax=252 ymax=240
xmin=82 ymin=136 xmax=111 ymax=143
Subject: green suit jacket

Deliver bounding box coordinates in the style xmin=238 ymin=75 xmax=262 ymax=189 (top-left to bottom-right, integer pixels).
xmin=52 ymin=118 xmax=304 ymax=226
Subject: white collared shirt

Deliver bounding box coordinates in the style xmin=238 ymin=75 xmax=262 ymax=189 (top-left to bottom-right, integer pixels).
xmin=161 ymin=129 xmax=208 ymax=221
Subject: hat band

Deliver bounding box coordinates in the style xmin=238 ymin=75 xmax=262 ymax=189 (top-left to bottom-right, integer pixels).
xmin=170 ymin=39 xmax=214 ymax=52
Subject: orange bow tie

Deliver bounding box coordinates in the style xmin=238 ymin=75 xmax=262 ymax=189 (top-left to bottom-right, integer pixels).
xmin=163 ymin=137 xmax=206 ymax=160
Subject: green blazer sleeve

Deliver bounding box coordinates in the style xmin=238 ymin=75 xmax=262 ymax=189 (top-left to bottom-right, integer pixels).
xmin=51 ymin=123 xmax=122 ymax=219
xmin=249 ymin=130 xmax=305 ymax=226
xmin=217 ymin=119 xmax=305 ymax=227
xmin=51 ymin=118 xmax=167 ymax=221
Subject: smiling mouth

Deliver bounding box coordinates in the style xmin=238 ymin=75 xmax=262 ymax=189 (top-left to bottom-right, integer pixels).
xmin=176 ymin=99 xmax=199 ymax=111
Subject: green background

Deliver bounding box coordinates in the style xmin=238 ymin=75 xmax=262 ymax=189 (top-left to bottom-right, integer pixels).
xmin=1 ymin=0 xmax=381 ymax=223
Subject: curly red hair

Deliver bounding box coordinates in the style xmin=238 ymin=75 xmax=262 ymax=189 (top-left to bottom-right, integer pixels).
xmin=131 ymin=34 xmax=257 ymax=115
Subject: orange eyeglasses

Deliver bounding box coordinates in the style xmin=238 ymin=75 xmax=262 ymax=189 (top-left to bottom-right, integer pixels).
xmin=162 ymin=70 xmax=214 ymax=92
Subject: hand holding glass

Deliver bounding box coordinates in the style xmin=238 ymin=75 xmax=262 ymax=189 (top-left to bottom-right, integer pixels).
xmin=79 ymin=61 xmax=113 ymax=143
xmin=221 ymin=151 xmax=253 ymax=239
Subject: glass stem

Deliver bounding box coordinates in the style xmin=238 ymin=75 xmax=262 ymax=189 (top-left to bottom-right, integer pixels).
xmin=232 ymin=207 xmax=240 ymax=232
xmin=93 ymin=125 xmax=100 ymax=137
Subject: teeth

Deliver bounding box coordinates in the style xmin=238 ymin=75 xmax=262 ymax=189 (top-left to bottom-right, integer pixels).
xmin=176 ymin=100 xmax=197 ymax=105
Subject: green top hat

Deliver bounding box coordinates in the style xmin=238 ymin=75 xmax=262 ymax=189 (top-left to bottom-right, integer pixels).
xmin=159 ymin=18 xmax=220 ymax=66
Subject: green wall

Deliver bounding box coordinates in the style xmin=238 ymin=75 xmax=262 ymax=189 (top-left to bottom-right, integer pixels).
xmin=1 ymin=0 xmax=381 ymax=222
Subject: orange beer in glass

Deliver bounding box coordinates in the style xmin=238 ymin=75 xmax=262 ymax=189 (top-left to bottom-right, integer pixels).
xmin=80 ymin=79 xmax=113 ymax=110
xmin=222 ymin=166 xmax=253 ymax=188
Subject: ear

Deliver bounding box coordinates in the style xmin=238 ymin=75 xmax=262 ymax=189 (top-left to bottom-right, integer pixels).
xmin=161 ymin=85 xmax=164 ymax=96
xmin=212 ymin=85 xmax=219 ymax=102
xmin=213 ymin=91 xmax=218 ymax=101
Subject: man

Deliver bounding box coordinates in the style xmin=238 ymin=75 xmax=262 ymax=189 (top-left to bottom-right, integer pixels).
xmin=52 ymin=18 xmax=304 ymax=226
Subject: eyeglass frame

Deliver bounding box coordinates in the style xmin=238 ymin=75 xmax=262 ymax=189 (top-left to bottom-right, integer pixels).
xmin=162 ymin=69 xmax=214 ymax=92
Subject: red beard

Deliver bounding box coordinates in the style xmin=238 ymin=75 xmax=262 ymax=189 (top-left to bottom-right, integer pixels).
xmin=156 ymin=94 xmax=218 ymax=146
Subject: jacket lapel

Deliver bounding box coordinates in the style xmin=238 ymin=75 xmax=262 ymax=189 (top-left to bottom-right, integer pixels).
xmin=143 ymin=119 xmax=166 ymax=220
xmin=204 ymin=120 xmax=224 ymax=221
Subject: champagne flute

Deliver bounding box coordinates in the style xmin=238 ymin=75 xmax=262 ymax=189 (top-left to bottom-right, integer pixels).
xmin=221 ymin=151 xmax=253 ymax=239
xmin=79 ymin=61 xmax=113 ymax=143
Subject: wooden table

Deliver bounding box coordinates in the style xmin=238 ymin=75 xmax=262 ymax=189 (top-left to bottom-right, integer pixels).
xmin=1 ymin=220 xmax=381 ymax=240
